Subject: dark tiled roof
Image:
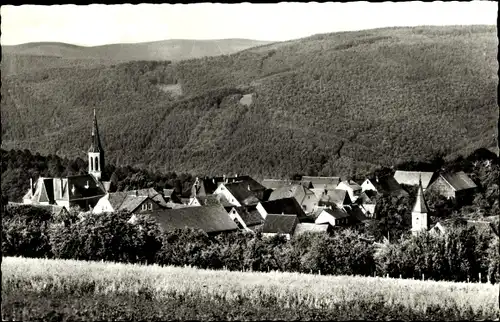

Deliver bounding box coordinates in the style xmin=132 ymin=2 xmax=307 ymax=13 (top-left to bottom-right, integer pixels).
xmin=441 ymin=171 xmax=477 ymax=191
xmin=231 ymin=205 xmax=263 ymax=227
xmin=107 ymin=192 xmax=149 ymax=212
xmin=269 ymin=184 xmax=304 ymax=201
xmin=262 ymin=214 xmax=298 ymax=234
xmin=366 ymin=176 xmax=407 ymax=196
xmin=259 ymin=198 xmax=306 ymax=218
xmin=322 ymin=208 xmax=350 ymax=219
xmin=149 ymin=204 xmax=238 ymax=233
xmin=127 ymin=188 xmax=168 ymax=207
xmin=344 ymin=205 xmax=369 ymax=222
xmin=224 ymin=182 xmax=260 ymax=205
xmin=394 ymin=171 xmax=436 ymax=189
xmin=67 ymin=174 xmax=106 ymax=200
xmin=357 ymin=191 xmax=376 ymax=205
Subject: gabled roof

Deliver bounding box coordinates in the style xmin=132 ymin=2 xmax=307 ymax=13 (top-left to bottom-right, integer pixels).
xmin=262 ymin=214 xmax=298 ymax=235
xmin=357 ymin=191 xmax=376 ymax=205
xmin=294 ymin=223 xmax=329 ymax=235
xmin=365 ymin=176 xmax=407 ymax=196
xmin=261 ymin=179 xmax=291 ymax=190
xmin=126 ymin=188 xmax=168 ymax=207
xmin=321 ymin=207 xmax=350 ymax=219
xmin=259 ymin=198 xmax=306 ymax=218
xmin=269 ymin=184 xmax=313 ymax=202
xmin=223 ymin=182 xmax=260 ymax=205
xmin=107 ymin=192 xmax=149 ymax=212
xmin=301 ymin=176 xmax=341 ymax=189
xmin=192 ymin=175 xmax=265 ymax=197
xmin=163 ymin=189 xmax=175 ymax=197
xmin=320 ymin=189 xmax=351 ymax=206
xmin=231 ymin=206 xmax=263 ymax=227
xmin=394 ymin=171 xmax=436 ymax=189
xmin=195 ymin=195 xmax=225 ymax=206
xmin=149 ymin=204 xmax=238 ymax=233
xmin=343 ymin=205 xmax=369 ymax=223
xmin=338 ymin=180 xmax=362 ymax=191
xmin=440 ymin=172 xmax=477 ymax=191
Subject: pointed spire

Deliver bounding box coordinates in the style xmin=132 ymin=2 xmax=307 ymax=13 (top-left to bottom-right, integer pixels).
xmin=413 ymin=174 xmax=429 ymax=214
xmin=88 ymin=108 xmax=103 ymax=153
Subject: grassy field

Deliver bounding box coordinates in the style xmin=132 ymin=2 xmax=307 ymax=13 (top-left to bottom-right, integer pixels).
xmin=2 ymin=256 xmax=499 ymax=321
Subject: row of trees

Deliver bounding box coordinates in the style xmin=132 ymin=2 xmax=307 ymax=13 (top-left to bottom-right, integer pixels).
xmin=2 ymin=204 xmax=498 ymax=283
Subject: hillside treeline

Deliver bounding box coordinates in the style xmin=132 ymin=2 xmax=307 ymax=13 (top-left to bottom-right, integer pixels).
xmin=2 ymin=26 xmax=497 ymax=177
xmin=2 ymin=204 xmax=498 ymax=284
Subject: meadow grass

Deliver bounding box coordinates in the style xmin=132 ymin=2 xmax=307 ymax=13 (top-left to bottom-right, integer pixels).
xmin=2 ymin=256 xmax=499 ymax=321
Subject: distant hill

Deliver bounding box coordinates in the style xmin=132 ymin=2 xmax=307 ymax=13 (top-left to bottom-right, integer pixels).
xmin=1 ymin=25 xmax=497 ymax=178
xmin=2 ymin=38 xmax=273 ymax=62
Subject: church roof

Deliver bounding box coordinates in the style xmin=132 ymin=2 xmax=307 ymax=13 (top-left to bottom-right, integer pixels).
xmin=88 ymin=108 xmax=104 ymax=153
xmin=412 ymin=178 xmax=429 ymax=214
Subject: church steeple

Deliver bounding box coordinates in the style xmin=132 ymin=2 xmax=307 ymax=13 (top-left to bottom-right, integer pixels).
xmin=88 ymin=108 xmax=105 ymax=180
xmin=411 ymin=174 xmax=429 ymax=235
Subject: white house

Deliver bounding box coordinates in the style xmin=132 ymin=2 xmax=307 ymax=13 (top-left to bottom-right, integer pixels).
xmin=315 ymin=207 xmax=350 ymax=227
xmin=336 ymin=180 xmax=362 ymax=202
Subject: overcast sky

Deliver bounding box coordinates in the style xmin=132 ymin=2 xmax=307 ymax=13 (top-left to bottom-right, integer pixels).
xmin=1 ymin=2 xmax=497 ymax=46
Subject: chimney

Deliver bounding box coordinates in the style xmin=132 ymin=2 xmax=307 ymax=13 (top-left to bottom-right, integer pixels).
xmin=212 ymin=178 xmax=215 ymax=184
xmin=375 ymin=176 xmax=379 ymax=183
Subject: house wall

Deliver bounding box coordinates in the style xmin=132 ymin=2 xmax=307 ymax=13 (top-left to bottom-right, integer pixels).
xmin=315 ymin=211 xmax=335 ymax=226
xmin=361 ymin=204 xmax=376 ymax=217
xmin=427 ymin=177 xmax=455 ymax=199
xmin=135 ymin=199 xmax=161 ymax=213
xmin=412 ymin=212 xmax=428 ymax=232
xmin=337 ymin=183 xmax=361 ymax=201
xmin=214 ymin=185 xmax=242 ymax=207
xmin=93 ymin=197 xmax=113 ymax=214
xmin=361 ymin=180 xmax=377 ymax=193
xmin=228 ymin=209 xmax=250 ymax=231
xmin=256 ymin=203 xmax=268 ymax=219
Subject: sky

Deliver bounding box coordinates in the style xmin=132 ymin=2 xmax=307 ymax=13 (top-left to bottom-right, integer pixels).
xmin=1 ymin=2 xmax=497 ymax=46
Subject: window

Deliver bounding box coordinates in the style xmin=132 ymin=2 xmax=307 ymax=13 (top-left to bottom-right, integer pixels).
xmin=148 ymin=203 xmax=153 ymax=210
xmin=302 ymin=205 xmax=307 ymax=210
xmin=90 ymin=157 xmax=94 ymax=171
xmin=95 ymin=157 xmax=99 ymax=171
xmin=142 ymin=204 xmax=147 ymax=211
xmin=308 ymin=196 xmax=310 ymax=199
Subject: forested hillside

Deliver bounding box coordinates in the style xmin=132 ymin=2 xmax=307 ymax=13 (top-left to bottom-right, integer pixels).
xmin=1 ymin=25 xmax=497 ymax=178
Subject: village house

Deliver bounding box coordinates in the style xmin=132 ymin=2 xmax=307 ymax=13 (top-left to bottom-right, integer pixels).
xmin=268 ymin=184 xmax=318 ymax=214
xmin=126 ymin=188 xmax=169 ymax=208
xmin=425 ymin=171 xmax=477 ymax=200
xmin=361 ymin=175 xmax=408 ymax=197
xmin=228 ymin=206 xmax=264 ymax=232
xmin=188 ymin=194 xmax=227 ymax=207
xmin=213 ymin=181 xmax=261 ymax=207
xmin=317 ymin=189 xmax=352 ymax=209
xmin=162 ymin=188 xmax=182 ymax=205
xmin=191 ymin=175 xmax=266 ymax=200
xmin=22 ymin=109 xmax=109 ymax=211
xmin=393 ymin=170 xmax=437 ymax=191
xmin=356 ymin=191 xmax=377 ymax=217
xmin=256 ymin=197 xmax=307 ymax=220
xmin=261 ymin=179 xmax=292 ymax=190
xmin=301 ymin=176 xmax=341 ymax=190
xmin=146 ymin=204 xmax=239 ymax=235
xmin=314 ymin=207 xmax=350 ymax=227
xmin=336 ymin=180 xmax=362 ymax=202
xmin=93 ymin=191 xmax=162 ymax=214
xmin=261 ymin=214 xmax=299 ymax=240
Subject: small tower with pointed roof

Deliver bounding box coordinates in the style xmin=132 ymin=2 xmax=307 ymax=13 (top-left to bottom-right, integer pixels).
xmin=411 ymin=174 xmax=429 ymax=235
xmin=88 ymin=108 xmax=105 ymax=180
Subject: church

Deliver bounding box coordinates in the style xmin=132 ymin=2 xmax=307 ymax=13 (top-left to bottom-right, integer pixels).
xmin=22 ymin=109 xmax=110 ymax=211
